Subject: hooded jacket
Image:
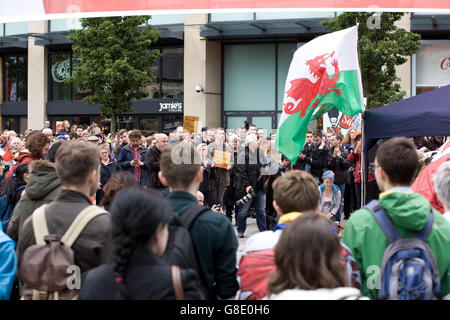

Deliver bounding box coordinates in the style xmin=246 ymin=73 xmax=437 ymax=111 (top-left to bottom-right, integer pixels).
xmin=0 ymin=228 xmax=17 ymax=300
xmin=318 ymin=184 xmax=341 ymax=218
xmin=343 ymin=188 xmax=450 ymax=299
xmin=7 ymin=164 xmax=61 ymax=243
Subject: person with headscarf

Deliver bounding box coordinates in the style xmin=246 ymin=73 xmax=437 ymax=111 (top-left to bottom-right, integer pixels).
xmin=317 ymin=170 xmax=342 ymax=222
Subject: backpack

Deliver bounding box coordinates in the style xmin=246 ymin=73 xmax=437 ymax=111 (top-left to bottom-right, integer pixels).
xmin=0 ymin=185 xmax=25 ymax=231
xmin=237 ymin=248 xmax=276 ymax=300
xmin=20 ymin=204 xmax=108 ymax=300
xmin=365 ymin=200 xmax=441 ymax=300
xmin=161 ymin=205 xmax=210 ymax=296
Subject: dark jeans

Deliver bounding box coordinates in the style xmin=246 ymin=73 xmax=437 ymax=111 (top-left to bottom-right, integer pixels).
xmin=225 ymin=204 xmax=235 ymax=222
xmin=237 ymin=190 xmax=266 ymax=234
xmin=335 ymin=183 xmax=345 ymax=223
xmin=355 ymin=183 xmax=362 ymax=211
xmin=202 ymin=188 xmax=217 ymax=208
xmin=215 ymin=182 xmax=226 ymax=207
xmin=366 ymin=180 xmax=380 ymax=204
xmin=344 ymin=175 xmax=358 ymax=217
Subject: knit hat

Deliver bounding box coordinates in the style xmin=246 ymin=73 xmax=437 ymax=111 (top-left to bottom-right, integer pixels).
xmin=322 ymin=170 xmax=335 ymax=181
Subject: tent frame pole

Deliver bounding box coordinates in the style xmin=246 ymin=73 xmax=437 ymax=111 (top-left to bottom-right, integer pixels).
xmin=361 ymin=111 xmax=366 ymax=208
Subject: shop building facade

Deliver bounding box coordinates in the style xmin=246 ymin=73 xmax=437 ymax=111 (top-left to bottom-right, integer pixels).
xmin=1 ymin=13 xmax=449 ymax=135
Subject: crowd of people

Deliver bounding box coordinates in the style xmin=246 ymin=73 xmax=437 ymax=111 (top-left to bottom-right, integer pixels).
xmin=0 ymin=118 xmax=449 ymax=301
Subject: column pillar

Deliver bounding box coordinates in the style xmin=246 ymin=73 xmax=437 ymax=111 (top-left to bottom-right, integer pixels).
xmin=184 ymin=14 xmax=222 ymax=132
xmin=27 ymin=20 xmax=48 ymax=130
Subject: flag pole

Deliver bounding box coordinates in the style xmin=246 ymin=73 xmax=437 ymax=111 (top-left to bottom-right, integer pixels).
xmin=355 ymin=22 xmax=366 ymax=208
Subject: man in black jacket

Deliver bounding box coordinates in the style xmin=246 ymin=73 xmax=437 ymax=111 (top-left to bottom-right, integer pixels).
xmin=234 ymin=134 xmax=269 ymax=238
xmin=294 ymin=129 xmax=329 ymax=183
xmin=146 ymin=133 xmax=169 ymax=196
xmin=327 ymin=133 xmax=350 ymax=223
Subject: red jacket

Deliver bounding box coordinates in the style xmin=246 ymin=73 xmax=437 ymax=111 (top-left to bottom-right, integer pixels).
xmin=347 ymin=151 xmax=375 ymax=183
xmin=2 ymin=152 xmax=40 ymax=190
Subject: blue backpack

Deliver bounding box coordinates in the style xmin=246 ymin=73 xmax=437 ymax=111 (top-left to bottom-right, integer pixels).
xmin=365 ymin=200 xmax=441 ymax=300
xmin=0 ymin=185 xmax=25 ymax=232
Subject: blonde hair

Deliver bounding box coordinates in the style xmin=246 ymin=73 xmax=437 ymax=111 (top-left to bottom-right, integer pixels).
xmin=267 ymin=140 xmax=281 ymax=165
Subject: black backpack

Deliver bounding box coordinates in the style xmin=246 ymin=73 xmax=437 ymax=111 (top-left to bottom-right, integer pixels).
xmin=161 ymin=205 xmax=210 ymax=296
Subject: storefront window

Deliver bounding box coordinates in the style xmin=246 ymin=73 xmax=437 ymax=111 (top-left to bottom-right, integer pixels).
xmin=255 ymin=12 xmax=335 ymax=20
xmin=4 ymin=117 xmax=18 ymax=132
xmin=277 ymin=43 xmax=298 ymax=110
xmin=414 ymin=42 xmax=450 ymax=95
xmin=227 ymin=116 xmax=248 ymax=132
xmin=142 ymin=55 xmax=161 ymax=99
xmin=50 ymin=19 xmax=82 ymax=32
xmin=148 ymin=15 xmax=184 ymax=25
xmin=252 ymin=116 xmax=274 ymax=137
xmin=50 ymin=53 xmax=71 ymax=100
xmin=142 ymin=47 xmax=183 ymax=100
xmin=162 ymin=48 xmax=183 ymax=99
xmin=139 ymin=117 xmax=159 ymax=136
xmin=4 ymin=22 xmax=28 ymax=36
xmin=210 ymin=13 xmax=254 ymax=22
xmin=117 ymin=116 xmax=135 ymax=132
xmin=2 ymin=55 xmax=27 ymax=102
xmin=72 ymin=56 xmax=92 ymax=100
xmin=224 ymin=44 xmax=276 ymax=111
xmin=162 ymin=115 xmax=182 ymax=134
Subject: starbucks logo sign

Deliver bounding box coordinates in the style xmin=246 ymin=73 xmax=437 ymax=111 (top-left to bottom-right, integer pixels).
xmin=51 ymin=58 xmax=71 ymax=83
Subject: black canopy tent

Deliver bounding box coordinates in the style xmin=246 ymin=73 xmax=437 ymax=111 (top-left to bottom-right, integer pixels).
xmin=361 ymin=84 xmax=450 ymax=204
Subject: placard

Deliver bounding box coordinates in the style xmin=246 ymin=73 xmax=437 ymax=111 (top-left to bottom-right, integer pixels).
xmin=213 ymin=150 xmax=231 ymax=169
xmin=183 ymin=115 xmax=199 ymax=134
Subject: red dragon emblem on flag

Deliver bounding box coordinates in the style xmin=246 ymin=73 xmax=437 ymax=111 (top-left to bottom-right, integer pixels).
xmin=283 ymin=51 xmax=341 ymax=117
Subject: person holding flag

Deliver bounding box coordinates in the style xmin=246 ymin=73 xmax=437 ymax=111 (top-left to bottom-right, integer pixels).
xmin=275 ymin=25 xmax=364 ymax=167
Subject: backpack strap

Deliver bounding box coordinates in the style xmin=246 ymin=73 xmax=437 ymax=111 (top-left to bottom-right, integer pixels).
xmin=11 ymin=185 xmax=26 ymax=202
xmin=415 ymin=207 xmax=434 ymax=241
xmin=32 ymin=205 xmax=50 ymax=246
xmin=180 ymin=205 xmax=210 ymax=230
xmin=364 ymin=200 xmax=401 ymax=243
xmin=61 ymin=205 xmax=108 ymax=247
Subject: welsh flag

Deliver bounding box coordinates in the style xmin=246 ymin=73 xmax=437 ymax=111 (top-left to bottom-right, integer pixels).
xmin=275 ymin=25 xmax=364 ymax=164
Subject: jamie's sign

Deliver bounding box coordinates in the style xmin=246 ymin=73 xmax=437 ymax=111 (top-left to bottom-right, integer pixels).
xmin=441 ymin=57 xmax=450 ymax=71
xmin=1 ymin=0 xmax=450 ymax=23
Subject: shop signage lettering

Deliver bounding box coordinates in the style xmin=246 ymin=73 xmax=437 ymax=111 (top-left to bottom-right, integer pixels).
xmin=159 ymin=102 xmax=183 ymax=113
xmin=440 ymin=57 xmax=450 ymax=71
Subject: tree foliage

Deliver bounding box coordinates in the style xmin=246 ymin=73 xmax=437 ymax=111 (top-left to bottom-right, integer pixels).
xmin=322 ymin=13 xmax=421 ymax=109
xmin=66 ymin=16 xmax=161 ymax=132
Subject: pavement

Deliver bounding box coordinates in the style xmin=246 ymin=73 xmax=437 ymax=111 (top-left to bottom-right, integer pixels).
xmin=232 ymin=215 xmax=259 ymax=264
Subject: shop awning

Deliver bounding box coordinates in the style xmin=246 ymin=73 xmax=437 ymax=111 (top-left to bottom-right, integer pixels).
xmin=200 ymin=18 xmax=327 ymax=40
xmin=0 ymin=35 xmax=28 ymax=49
xmin=411 ymin=14 xmax=450 ymax=35
xmin=31 ymin=24 xmax=184 ymax=46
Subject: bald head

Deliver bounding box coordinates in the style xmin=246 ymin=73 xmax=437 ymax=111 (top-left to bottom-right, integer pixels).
xmin=155 ymin=133 xmax=168 ymax=151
